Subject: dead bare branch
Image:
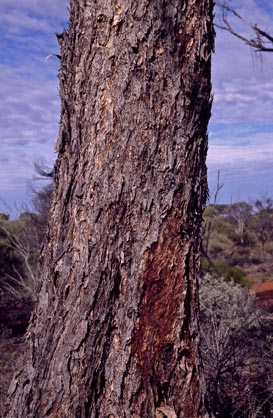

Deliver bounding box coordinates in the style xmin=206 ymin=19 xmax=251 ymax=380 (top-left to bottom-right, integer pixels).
xmin=216 ymin=1 xmax=273 ymax=52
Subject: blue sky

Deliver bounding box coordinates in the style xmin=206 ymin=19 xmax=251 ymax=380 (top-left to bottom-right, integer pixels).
xmin=209 ymin=0 xmax=273 ymax=203
xmin=0 ymin=0 xmax=273 ymax=210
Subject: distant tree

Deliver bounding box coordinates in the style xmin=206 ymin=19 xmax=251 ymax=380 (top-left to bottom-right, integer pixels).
xmin=202 ymin=171 xmax=224 ymax=256
xmin=201 ymin=191 xmax=273 ymax=273
xmin=0 ymin=213 xmax=9 ymax=221
xmin=200 ymin=274 xmax=273 ymax=417
xmin=254 ymin=196 xmax=273 ymax=212
xmin=227 ymin=201 xmax=253 ymax=246
xmin=252 ymin=196 xmax=273 ymax=254
xmin=202 ymin=171 xmax=225 ymax=277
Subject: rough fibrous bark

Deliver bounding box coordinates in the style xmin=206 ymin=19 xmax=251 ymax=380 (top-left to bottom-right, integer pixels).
xmin=6 ymin=0 xmax=214 ymax=417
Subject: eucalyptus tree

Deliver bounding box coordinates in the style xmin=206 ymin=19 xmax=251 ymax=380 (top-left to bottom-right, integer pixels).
xmin=6 ymin=1 xmax=214 ymax=416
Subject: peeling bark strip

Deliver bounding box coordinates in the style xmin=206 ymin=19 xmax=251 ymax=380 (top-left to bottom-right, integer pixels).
xmin=131 ymin=208 xmax=200 ymax=412
xmin=130 ymin=208 xmax=201 ymax=416
xmin=6 ymin=1 xmax=214 ymax=417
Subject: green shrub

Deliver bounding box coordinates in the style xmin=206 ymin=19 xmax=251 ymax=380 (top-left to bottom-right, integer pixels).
xmin=207 ymin=233 xmax=234 ymax=259
xmin=228 ymin=247 xmax=251 ymax=267
xmin=200 ymin=274 xmax=273 ymax=417
xmin=201 ymin=260 xmax=251 ymax=287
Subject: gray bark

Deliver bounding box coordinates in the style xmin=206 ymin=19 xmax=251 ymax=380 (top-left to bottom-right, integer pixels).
xmin=6 ymin=0 xmax=214 ymax=416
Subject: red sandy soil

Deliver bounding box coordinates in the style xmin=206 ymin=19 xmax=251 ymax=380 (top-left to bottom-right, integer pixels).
xmin=251 ymin=281 xmax=273 ymax=310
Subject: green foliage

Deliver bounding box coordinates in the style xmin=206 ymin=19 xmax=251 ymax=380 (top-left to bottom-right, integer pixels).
xmin=0 ymin=213 xmax=9 ymax=221
xmin=202 ymin=196 xmax=273 ymax=284
xmin=201 ymin=259 xmax=251 ymax=287
xmin=203 ymin=203 xmax=230 ymax=217
xmin=207 ymin=232 xmax=233 ymax=259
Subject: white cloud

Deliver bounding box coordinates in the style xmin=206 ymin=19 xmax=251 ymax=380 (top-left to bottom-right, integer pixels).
xmin=0 ymin=10 xmax=54 ymax=34
xmin=0 ymin=61 xmax=59 ymax=197
xmin=208 ymin=141 xmax=273 ymax=165
xmin=0 ymin=0 xmax=69 ymax=34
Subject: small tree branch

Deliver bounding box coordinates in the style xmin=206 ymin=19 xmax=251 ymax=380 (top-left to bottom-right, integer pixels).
xmin=216 ymin=1 xmax=273 ymax=52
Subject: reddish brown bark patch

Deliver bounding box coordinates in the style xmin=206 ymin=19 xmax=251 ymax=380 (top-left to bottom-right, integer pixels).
xmin=131 ymin=209 xmax=189 ymax=393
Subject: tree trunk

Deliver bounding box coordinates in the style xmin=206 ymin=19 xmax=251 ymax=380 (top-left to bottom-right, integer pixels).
xmin=6 ymin=0 xmax=214 ymax=416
